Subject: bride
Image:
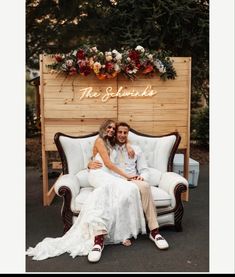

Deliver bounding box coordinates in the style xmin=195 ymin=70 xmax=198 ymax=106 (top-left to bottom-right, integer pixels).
xmin=26 ymin=119 xmax=146 ymax=262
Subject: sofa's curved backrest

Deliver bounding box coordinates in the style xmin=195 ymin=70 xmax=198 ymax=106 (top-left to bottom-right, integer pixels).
xmin=55 ymin=130 xmax=180 ymax=175
xmin=128 ymin=130 xmax=179 ymax=173
xmin=55 ymin=133 xmax=98 ymax=175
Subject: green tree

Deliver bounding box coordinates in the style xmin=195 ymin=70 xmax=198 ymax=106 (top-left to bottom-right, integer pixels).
xmin=27 ymin=0 xmax=208 ymax=100
xmin=26 ymin=0 xmax=209 ymax=145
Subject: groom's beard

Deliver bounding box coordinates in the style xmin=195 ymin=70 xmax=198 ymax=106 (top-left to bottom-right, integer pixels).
xmin=115 ymin=139 xmax=127 ymax=146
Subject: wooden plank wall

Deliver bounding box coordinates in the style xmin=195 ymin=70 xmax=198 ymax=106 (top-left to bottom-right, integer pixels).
xmin=41 ymin=55 xmax=191 ymax=151
xmin=40 ymin=54 xmax=191 ymax=205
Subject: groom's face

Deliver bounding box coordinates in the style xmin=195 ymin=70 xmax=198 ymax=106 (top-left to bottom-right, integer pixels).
xmin=116 ymin=126 xmax=129 ymax=145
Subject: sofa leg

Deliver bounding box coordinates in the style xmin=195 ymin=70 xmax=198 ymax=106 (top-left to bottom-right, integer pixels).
xmin=174 ymin=183 xmax=187 ymax=232
xmin=175 ymin=221 xmax=183 ymax=232
xmin=58 ymin=186 xmax=73 ymax=234
xmin=62 ymin=211 xmax=73 ymax=234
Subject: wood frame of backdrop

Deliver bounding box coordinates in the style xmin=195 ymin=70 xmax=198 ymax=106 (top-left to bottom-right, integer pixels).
xmin=40 ymin=54 xmax=191 ymax=206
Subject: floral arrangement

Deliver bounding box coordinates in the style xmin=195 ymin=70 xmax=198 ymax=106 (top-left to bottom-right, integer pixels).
xmin=47 ymin=45 xmax=177 ymax=81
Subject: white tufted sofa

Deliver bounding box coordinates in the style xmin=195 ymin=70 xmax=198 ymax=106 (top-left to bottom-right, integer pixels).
xmin=54 ymin=129 xmax=188 ymax=234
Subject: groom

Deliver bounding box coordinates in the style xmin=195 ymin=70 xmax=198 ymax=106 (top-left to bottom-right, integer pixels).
xmin=87 ymin=121 xmax=169 ymax=263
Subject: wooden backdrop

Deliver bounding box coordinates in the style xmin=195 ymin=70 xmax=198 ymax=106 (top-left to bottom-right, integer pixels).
xmin=40 ymin=54 xmax=191 ymax=205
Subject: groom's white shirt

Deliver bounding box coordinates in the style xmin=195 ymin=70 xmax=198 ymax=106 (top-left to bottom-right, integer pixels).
xmin=113 ymin=144 xmax=150 ymax=181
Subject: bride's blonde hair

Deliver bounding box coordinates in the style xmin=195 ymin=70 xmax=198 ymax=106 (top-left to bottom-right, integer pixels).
xmin=99 ymin=119 xmax=116 ymax=154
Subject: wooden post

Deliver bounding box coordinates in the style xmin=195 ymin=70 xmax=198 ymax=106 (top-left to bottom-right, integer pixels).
xmin=40 ymin=54 xmax=56 ymax=206
xmin=181 ymin=57 xmax=192 ymax=201
xmin=40 ymin=54 xmax=48 ymax=206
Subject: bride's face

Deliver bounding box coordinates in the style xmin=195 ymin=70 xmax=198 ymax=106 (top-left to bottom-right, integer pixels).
xmin=105 ymin=123 xmax=116 ymax=138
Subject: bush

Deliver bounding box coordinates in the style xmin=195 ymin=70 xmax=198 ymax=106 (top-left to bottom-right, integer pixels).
xmin=26 ymin=104 xmax=40 ymax=138
xmin=191 ymin=106 xmax=209 ymax=148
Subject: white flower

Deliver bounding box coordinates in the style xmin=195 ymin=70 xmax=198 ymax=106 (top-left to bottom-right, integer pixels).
xmin=93 ymin=62 xmax=101 ymax=69
xmin=148 ymin=54 xmax=153 ymax=60
xmin=135 ymin=45 xmax=145 ymax=53
xmin=133 ymin=68 xmax=138 ymax=73
xmin=89 ymin=57 xmax=94 ymax=66
xmin=65 ymin=59 xmax=73 ymax=67
xmin=159 ymin=67 xmax=166 ymax=73
xmin=112 ymin=50 xmax=122 ymax=61
xmin=127 ymin=57 xmax=131 ymax=62
xmin=106 ymin=55 xmax=113 ymax=62
xmin=93 ymin=62 xmax=102 ymax=74
xmin=115 ymin=53 xmax=122 ymax=61
xmin=114 ymin=64 xmax=121 ymax=72
xmin=154 ymin=59 xmax=166 ymax=73
xmin=91 ymin=47 xmax=98 ymax=52
xmin=72 ymin=50 xmax=77 ymax=56
xmin=127 ymin=68 xmax=137 ymax=74
xmin=105 ymin=51 xmax=112 ymax=56
xmin=61 ymin=63 xmax=68 ymax=71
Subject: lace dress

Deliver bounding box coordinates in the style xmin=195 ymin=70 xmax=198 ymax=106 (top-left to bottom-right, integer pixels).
xmin=26 ymin=151 xmax=146 ymax=260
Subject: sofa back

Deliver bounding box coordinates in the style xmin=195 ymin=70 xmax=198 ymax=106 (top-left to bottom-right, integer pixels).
xmin=55 ymin=130 xmax=180 ymax=175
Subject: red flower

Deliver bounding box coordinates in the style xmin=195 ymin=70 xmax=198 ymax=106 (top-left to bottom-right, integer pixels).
xmin=55 ymin=54 xmax=63 ymax=62
xmin=76 ymin=49 xmax=85 ymax=60
xmin=69 ymin=67 xmax=77 ymax=75
xmin=105 ymin=62 xmax=114 ymax=72
xmin=79 ymin=64 xmax=91 ymax=76
xmin=128 ymin=50 xmax=140 ymax=62
xmin=142 ymin=65 xmax=154 ymax=74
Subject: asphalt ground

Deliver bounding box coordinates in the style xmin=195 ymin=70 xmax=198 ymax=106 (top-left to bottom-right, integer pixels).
xmin=26 ymin=165 xmax=209 ymax=273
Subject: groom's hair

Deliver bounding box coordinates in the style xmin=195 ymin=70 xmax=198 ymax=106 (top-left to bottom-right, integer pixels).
xmin=116 ymin=122 xmax=130 ymax=130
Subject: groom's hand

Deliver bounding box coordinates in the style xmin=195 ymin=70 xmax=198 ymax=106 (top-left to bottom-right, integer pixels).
xmin=88 ymin=160 xmax=103 ymax=170
xmin=136 ymin=176 xmax=144 ymax=181
xmin=131 ymin=176 xmax=144 ymax=181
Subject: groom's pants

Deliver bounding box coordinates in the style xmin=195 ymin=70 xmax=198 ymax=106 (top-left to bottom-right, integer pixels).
xmin=132 ymin=180 xmax=159 ymax=231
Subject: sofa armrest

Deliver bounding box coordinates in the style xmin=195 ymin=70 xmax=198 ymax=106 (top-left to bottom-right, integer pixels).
xmin=159 ymin=172 xmax=188 ymax=208
xmin=54 ymin=174 xmax=80 ymax=206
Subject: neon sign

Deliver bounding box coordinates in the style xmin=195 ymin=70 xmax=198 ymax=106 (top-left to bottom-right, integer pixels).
xmin=78 ymin=85 xmax=157 ymax=102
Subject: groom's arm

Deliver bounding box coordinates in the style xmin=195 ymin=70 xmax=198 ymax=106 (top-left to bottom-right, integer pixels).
xmin=136 ymin=148 xmax=150 ymax=181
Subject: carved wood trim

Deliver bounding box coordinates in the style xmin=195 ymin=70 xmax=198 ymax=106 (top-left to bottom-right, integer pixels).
xmin=58 ymin=186 xmax=73 ymax=234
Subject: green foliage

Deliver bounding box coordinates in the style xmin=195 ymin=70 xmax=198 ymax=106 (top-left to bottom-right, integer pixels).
xmin=26 ymin=0 xmax=209 ymax=136
xmin=191 ymin=106 xmax=209 ymax=148
xmin=26 ymin=104 xmax=40 ymax=138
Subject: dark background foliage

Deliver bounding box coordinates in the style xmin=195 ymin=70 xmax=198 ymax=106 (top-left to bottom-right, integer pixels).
xmin=26 ymin=0 xmax=209 ymax=146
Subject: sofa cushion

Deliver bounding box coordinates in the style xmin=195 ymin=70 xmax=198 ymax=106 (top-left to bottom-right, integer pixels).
xmin=76 ymin=169 xmax=90 ymax=188
xmin=147 ymin=167 xmax=162 ymax=187
xmin=73 ymin=185 xmax=171 ymax=213
xmin=150 ymin=186 xmax=172 ymax=207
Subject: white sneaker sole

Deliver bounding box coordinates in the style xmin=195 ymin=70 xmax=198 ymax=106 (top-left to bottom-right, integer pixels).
xmin=149 ymin=234 xmax=169 ymax=250
xmin=88 ymin=245 xmax=104 ymax=263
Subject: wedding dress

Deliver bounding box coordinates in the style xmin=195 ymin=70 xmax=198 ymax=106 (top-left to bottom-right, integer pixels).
xmin=26 ymin=151 xmax=146 ymax=260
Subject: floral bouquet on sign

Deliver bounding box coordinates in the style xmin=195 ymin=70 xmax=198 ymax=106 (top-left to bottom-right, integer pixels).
xmin=47 ymin=45 xmax=176 ymax=81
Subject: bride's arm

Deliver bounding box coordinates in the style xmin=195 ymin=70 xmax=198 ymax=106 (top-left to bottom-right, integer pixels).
xmin=95 ymin=138 xmax=135 ymax=180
